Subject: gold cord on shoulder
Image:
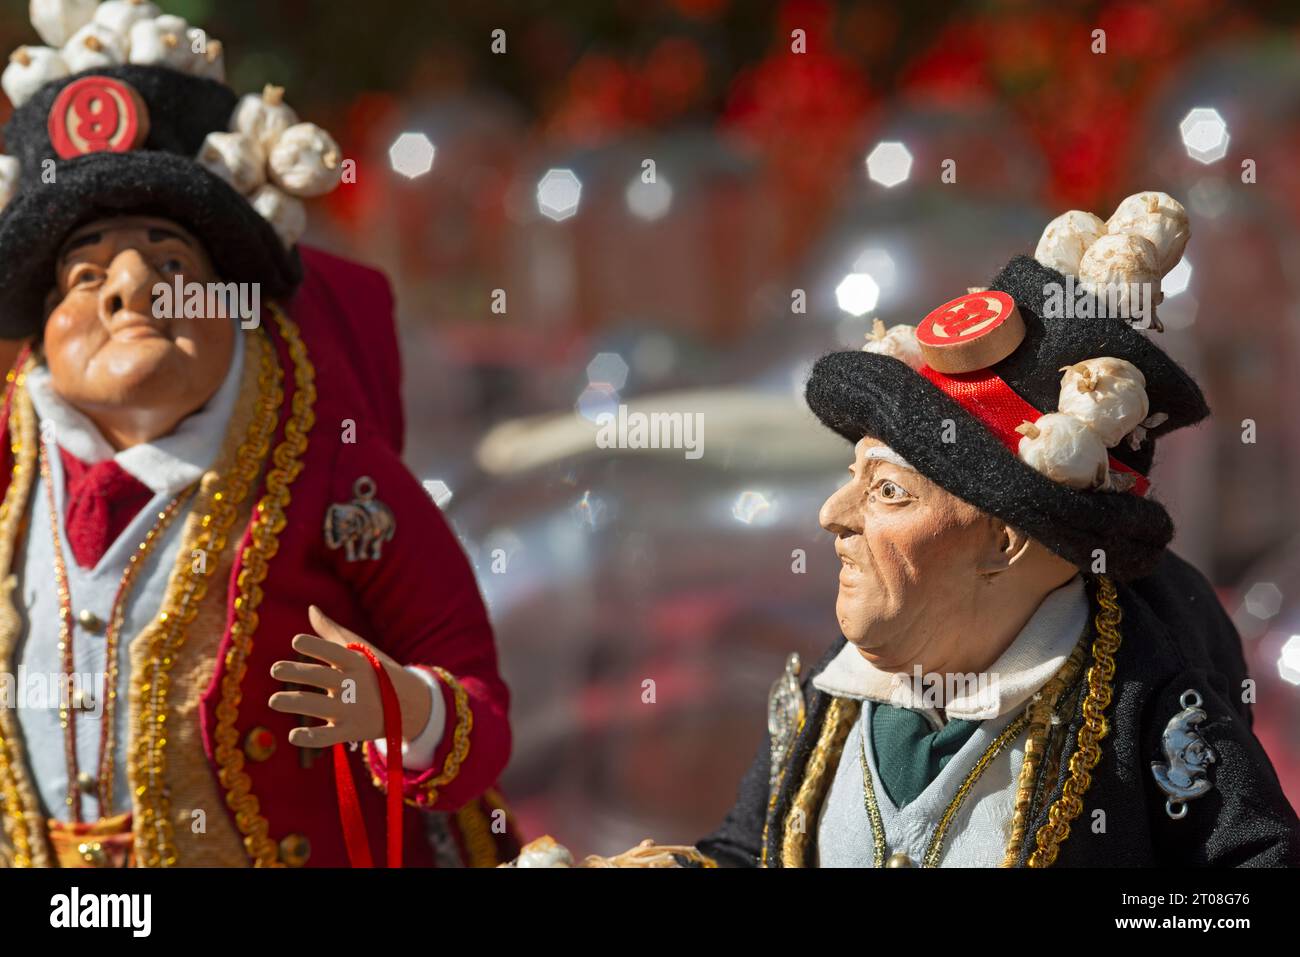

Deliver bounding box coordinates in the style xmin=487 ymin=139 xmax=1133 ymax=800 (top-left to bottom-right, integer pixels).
xmin=1002 ymin=635 xmax=1088 ymax=866
xmin=0 ymin=363 xmax=42 ymax=866
xmin=1026 ymin=574 xmax=1122 ymax=867
xmin=132 ymin=329 xmax=283 ymax=867
xmin=780 ymin=696 xmax=858 ymax=867
xmin=211 ymin=304 xmax=317 ymax=867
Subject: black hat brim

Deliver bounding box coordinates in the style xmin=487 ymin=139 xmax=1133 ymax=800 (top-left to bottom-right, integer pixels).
xmin=0 ymin=150 xmax=300 ymax=338
xmin=805 ymin=349 xmax=1174 ymax=581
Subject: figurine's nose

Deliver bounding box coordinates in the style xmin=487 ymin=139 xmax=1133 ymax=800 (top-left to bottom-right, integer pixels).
xmin=99 ymin=249 xmax=160 ymax=324
xmin=819 ymin=481 xmax=861 ymax=536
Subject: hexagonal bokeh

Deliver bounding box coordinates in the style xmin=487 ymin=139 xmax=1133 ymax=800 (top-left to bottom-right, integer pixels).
xmin=1179 ymin=107 xmax=1229 ymax=164
xmin=389 ymin=132 xmax=436 ymax=179
xmin=865 ymin=141 xmax=913 ymax=187
xmin=1162 ymin=257 xmax=1193 ymax=298
xmin=1243 ymin=581 xmax=1283 ymax=620
xmin=835 ymin=272 xmax=880 ymax=317
xmin=732 ymin=490 xmax=773 ymax=525
xmin=538 ymin=168 xmax=583 ymax=221
xmin=1279 ymin=636 xmax=1300 ymax=687
xmin=576 ymin=382 xmax=619 ymax=422
xmin=422 ymin=479 xmax=453 ymax=509
xmin=586 ymin=352 xmax=629 ymax=390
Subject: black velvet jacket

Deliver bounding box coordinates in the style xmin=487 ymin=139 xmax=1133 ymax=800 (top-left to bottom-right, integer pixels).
xmin=697 ymin=553 xmax=1300 ymax=867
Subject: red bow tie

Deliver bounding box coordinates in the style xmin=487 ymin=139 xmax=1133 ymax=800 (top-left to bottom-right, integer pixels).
xmin=60 ymin=448 xmax=155 ymax=569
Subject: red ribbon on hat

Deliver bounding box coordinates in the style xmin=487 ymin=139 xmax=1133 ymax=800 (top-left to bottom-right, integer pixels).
xmin=333 ymin=643 xmax=404 ymax=868
xmin=918 ymin=364 xmax=1150 ymax=497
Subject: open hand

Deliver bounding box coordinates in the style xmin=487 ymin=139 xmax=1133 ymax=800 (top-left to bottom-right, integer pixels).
xmin=268 ymin=605 xmax=432 ymax=749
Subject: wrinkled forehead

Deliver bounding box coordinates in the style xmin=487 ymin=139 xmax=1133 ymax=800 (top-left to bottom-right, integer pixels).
xmin=853 ymin=436 xmax=916 ymax=472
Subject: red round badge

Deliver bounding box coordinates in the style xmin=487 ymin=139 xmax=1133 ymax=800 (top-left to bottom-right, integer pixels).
xmin=48 ymin=76 xmax=150 ymax=160
xmin=916 ymin=289 xmax=1026 ymax=374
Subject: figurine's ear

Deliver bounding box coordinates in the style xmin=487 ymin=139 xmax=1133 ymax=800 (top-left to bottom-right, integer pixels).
xmin=975 ymin=519 xmax=1032 ymax=579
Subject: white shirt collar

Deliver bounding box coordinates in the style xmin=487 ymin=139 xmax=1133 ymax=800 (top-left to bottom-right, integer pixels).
xmin=812 ymin=575 xmax=1088 ymax=728
xmin=25 ymin=327 xmax=247 ymax=497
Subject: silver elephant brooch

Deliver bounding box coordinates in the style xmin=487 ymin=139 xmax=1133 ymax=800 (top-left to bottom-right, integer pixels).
xmin=1150 ymin=689 xmax=1217 ymax=820
xmin=324 ymin=476 xmax=396 ymax=562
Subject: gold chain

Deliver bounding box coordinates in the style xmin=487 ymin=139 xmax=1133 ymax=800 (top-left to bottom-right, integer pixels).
xmin=1027 ymin=574 xmax=1122 ymax=867
xmin=212 ymin=302 xmax=316 ymax=867
xmin=37 ymin=439 xmax=192 ymax=822
xmin=856 ymin=708 xmax=1028 ymax=867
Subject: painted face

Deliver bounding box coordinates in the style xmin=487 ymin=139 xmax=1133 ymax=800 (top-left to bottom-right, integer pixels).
xmin=42 ymin=215 xmax=234 ymax=447
xmin=818 ymin=436 xmax=996 ymax=670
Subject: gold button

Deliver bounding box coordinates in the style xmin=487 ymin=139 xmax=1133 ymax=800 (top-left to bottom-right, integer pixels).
xmin=278 ymin=834 xmax=311 ymax=867
xmin=76 ymin=771 xmax=97 ymax=795
xmin=77 ymin=609 xmax=105 ymax=634
xmin=78 ymin=841 xmax=107 ymax=867
xmin=244 ymin=726 xmax=277 ymax=762
xmin=885 ymin=851 xmax=914 ymax=868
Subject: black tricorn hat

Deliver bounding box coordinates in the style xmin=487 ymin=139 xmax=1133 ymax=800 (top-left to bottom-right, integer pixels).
xmin=805 ymin=255 xmax=1209 ymax=581
xmin=0 ymin=64 xmax=301 ymax=339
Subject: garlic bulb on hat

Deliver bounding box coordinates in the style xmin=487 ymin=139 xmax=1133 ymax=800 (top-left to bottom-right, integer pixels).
xmin=249 ymin=184 xmax=307 ymax=249
xmin=197 ymin=131 xmax=266 ymax=195
xmin=128 ymin=14 xmax=193 ymax=71
xmin=29 ymin=0 xmax=96 ymax=48
xmin=1106 ymin=191 xmax=1189 ymax=276
xmin=1056 ymin=357 xmax=1149 ymax=447
xmin=1077 ymin=233 xmax=1161 ymax=323
xmin=0 ymin=155 xmax=20 ymax=211
xmin=1015 ymin=413 xmax=1109 ymax=490
xmin=862 ymin=319 xmax=923 ymax=370
xmin=268 ymin=122 xmax=343 ymax=198
xmin=93 ymin=0 xmax=160 ymax=35
xmin=231 ymin=85 xmax=300 ymax=152
xmin=2 ymin=46 xmax=68 ymax=108
xmin=62 ymin=22 xmax=128 ymax=73
xmin=188 ymin=30 xmax=224 ymax=82
xmin=1033 ymin=210 xmax=1106 ymax=277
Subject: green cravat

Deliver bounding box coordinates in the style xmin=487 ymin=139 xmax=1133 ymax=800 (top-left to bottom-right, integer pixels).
xmin=869 ymin=702 xmax=981 ymax=808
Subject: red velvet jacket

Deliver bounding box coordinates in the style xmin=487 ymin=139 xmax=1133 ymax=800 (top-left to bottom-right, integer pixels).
xmin=0 ymin=246 xmax=517 ymax=867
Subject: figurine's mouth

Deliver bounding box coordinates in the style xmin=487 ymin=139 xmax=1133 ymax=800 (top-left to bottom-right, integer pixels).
xmin=109 ymin=313 xmax=169 ymax=341
xmin=835 ymin=545 xmax=860 ymax=572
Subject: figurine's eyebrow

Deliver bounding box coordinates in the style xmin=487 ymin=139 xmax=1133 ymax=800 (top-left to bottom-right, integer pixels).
xmin=147 ymin=227 xmax=191 ymax=246
xmin=60 ymin=231 xmax=102 ymax=255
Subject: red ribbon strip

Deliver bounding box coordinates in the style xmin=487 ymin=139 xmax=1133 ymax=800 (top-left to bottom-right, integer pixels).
xmin=918 ymin=364 xmax=1150 ymax=496
xmin=333 ymin=643 xmax=404 ymax=868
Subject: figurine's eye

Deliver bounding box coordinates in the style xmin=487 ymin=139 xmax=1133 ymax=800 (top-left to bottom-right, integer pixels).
xmin=159 ymin=258 xmax=184 ymax=275
xmin=68 ymin=264 xmax=105 ymax=288
xmin=875 ymin=479 xmax=911 ymax=502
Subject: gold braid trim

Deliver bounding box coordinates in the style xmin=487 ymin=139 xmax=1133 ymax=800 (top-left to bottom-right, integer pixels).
xmin=212 ymin=304 xmax=316 ymax=867
xmin=454 ymin=798 xmax=498 ymax=868
xmin=364 ymin=665 xmax=474 ymax=809
xmin=0 ymin=363 xmax=43 ymax=867
xmin=1027 ymin=574 xmax=1122 ymax=868
xmin=131 ymin=330 xmax=281 ymax=867
xmin=1002 ymin=634 xmax=1088 ymax=866
xmin=779 ymin=696 xmax=859 ymax=868
xmin=759 ymin=710 xmax=804 ymax=867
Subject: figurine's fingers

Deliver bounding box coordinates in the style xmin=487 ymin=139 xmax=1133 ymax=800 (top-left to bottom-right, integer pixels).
xmin=270 ymin=660 xmax=344 ymax=692
xmin=287 ymin=723 xmax=352 ymax=750
xmin=268 ymin=689 xmax=344 ymax=722
xmin=308 ymin=604 xmax=367 ymax=649
xmin=290 ymin=632 xmax=358 ymax=670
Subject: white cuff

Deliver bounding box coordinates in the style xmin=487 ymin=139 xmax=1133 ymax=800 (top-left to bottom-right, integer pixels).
xmin=373 ymin=666 xmax=446 ymax=771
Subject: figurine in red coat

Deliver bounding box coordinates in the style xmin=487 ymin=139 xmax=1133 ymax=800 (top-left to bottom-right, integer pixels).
xmin=0 ymin=6 xmax=515 ymax=869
